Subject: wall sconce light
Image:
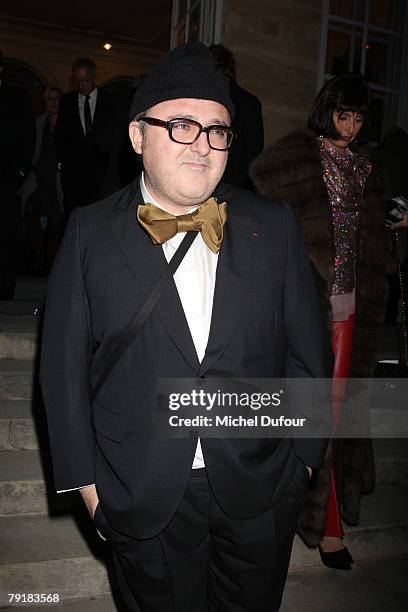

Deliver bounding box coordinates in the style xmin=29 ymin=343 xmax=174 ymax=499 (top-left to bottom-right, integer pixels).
xmin=103 ymin=43 xmax=112 ymax=51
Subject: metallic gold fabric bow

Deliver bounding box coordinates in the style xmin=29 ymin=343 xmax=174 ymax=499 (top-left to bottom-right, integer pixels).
xmin=137 ymin=197 xmax=227 ymax=253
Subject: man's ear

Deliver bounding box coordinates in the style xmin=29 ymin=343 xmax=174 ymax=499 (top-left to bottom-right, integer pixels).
xmin=129 ymin=121 xmax=144 ymax=154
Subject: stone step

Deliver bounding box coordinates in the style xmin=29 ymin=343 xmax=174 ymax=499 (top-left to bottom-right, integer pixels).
xmin=0 ymin=400 xmax=37 ymax=451
xmin=0 ymin=360 xmax=35 ymax=401
xmin=0 ymin=514 xmax=113 ymax=604
xmin=0 ymin=488 xmax=407 ymax=607
xmin=0 ymin=449 xmax=47 ymax=516
xmin=282 ymin=555 xmax=408 ymax=612
xmin=0 ymin=316 xmax=38 ymax=360
xmin=0 ymin=449 xmax=81 ymax=517
xmin=2 ymin=558 xmax=408 ymax=612
xmin=290 ymin=483 xmax=408 ymax=569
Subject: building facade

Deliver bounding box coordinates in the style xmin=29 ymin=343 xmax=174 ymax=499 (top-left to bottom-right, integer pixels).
xmin=1 ymin=0 xmax=407 ymax=143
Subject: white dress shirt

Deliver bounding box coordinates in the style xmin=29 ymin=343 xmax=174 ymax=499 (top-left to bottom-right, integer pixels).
xmin=141 ymin=173 xmax=219 ymax=468
xmin=58 ymin=173 xmax=218 ymax=491
xmin=78 ymin=87 xmax=98 ymax=135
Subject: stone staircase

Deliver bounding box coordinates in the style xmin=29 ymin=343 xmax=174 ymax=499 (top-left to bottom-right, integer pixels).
xmin=0 ymin=278 xmax=407 ymax=610
xmin=0 ymin=279 xmax=118 ymax=610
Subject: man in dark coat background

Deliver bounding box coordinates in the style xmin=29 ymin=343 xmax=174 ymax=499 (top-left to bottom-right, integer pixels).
xmin=55 ymin=57 xmax=113 ymax=222
xmin=99 ymin=81 xmax=143 ymax=198
xmin=41 ymin=43 xmax=331 ymax=611
xmin=210 ymin=44 xmax=264 ymax=191
xmin=0 ymin=50 xmax=36 ymax=299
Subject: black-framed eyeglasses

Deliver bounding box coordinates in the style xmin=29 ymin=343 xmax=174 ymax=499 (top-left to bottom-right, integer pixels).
xmin=141 ymin=117 xmax=235 ymax=151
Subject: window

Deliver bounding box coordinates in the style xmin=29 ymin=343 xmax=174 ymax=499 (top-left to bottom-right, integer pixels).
xmin=318 ymin=0 xmax=408 ymax=141
xmin=170 ymin=0 xmax=223 ymax=47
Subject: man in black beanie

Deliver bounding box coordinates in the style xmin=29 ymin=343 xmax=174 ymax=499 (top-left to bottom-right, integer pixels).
xmin=41 ymin=42 xmax=331 ymax=611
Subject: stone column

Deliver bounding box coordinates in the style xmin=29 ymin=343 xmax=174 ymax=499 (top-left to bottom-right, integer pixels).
xmin=223 ymin=0 xmax=322 ymax=145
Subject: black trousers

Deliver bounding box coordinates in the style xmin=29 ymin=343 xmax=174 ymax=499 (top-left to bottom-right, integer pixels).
xmin=94 ymin=461 xmax=309 ymax=612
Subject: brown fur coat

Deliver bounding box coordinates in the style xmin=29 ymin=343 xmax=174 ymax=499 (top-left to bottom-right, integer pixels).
xmin=250 ymin=129 xmax=388 ymax=547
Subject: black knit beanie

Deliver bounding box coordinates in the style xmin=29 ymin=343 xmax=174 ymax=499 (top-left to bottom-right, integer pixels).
xmin=130 ymin=42 xmax=235 ymax=120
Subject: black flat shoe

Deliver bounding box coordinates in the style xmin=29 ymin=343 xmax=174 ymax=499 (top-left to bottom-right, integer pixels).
xmin=318 ymin=546 xmax=353 ymax=570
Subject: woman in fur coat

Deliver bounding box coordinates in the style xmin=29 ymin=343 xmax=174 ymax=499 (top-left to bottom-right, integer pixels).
xmin=251 ymin=74 xmax=394 ymax=570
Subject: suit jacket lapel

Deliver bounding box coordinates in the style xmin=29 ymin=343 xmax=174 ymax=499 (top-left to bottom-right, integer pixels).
xmin=199 ymin=191 xmax=258 ymax=375
xmin=109 ymin=180 xmax=200 ymax=372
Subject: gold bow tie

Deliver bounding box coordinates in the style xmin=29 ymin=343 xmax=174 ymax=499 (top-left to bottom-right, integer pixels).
xmin=137 ymin=197 xmax=227 ymax=254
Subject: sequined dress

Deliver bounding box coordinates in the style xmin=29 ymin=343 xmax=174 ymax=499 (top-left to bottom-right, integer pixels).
xmin=319 ymin=138 xmax=372 ymax=320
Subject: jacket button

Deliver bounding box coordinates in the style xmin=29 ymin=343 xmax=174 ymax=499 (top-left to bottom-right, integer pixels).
xmin=196 ymin=376 xmax=206 ymax=386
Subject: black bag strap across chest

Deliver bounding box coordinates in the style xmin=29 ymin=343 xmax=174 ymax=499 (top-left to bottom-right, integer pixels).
xmin=91 ymin=231 xmax=198 ymax=399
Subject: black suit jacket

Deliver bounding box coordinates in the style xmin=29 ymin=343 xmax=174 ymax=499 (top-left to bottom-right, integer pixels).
xmin=0 ymin=83 xmax=35 ymax=189
xmin=55 ymin=89 xmax=113 ymax=207
xmin=222 ymin=81 xmax=264 ymax=190
xmin=40 ymin=179 xmax=332 ymax=538
xmin=99 ymin=87 xmax=143 ymax=198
